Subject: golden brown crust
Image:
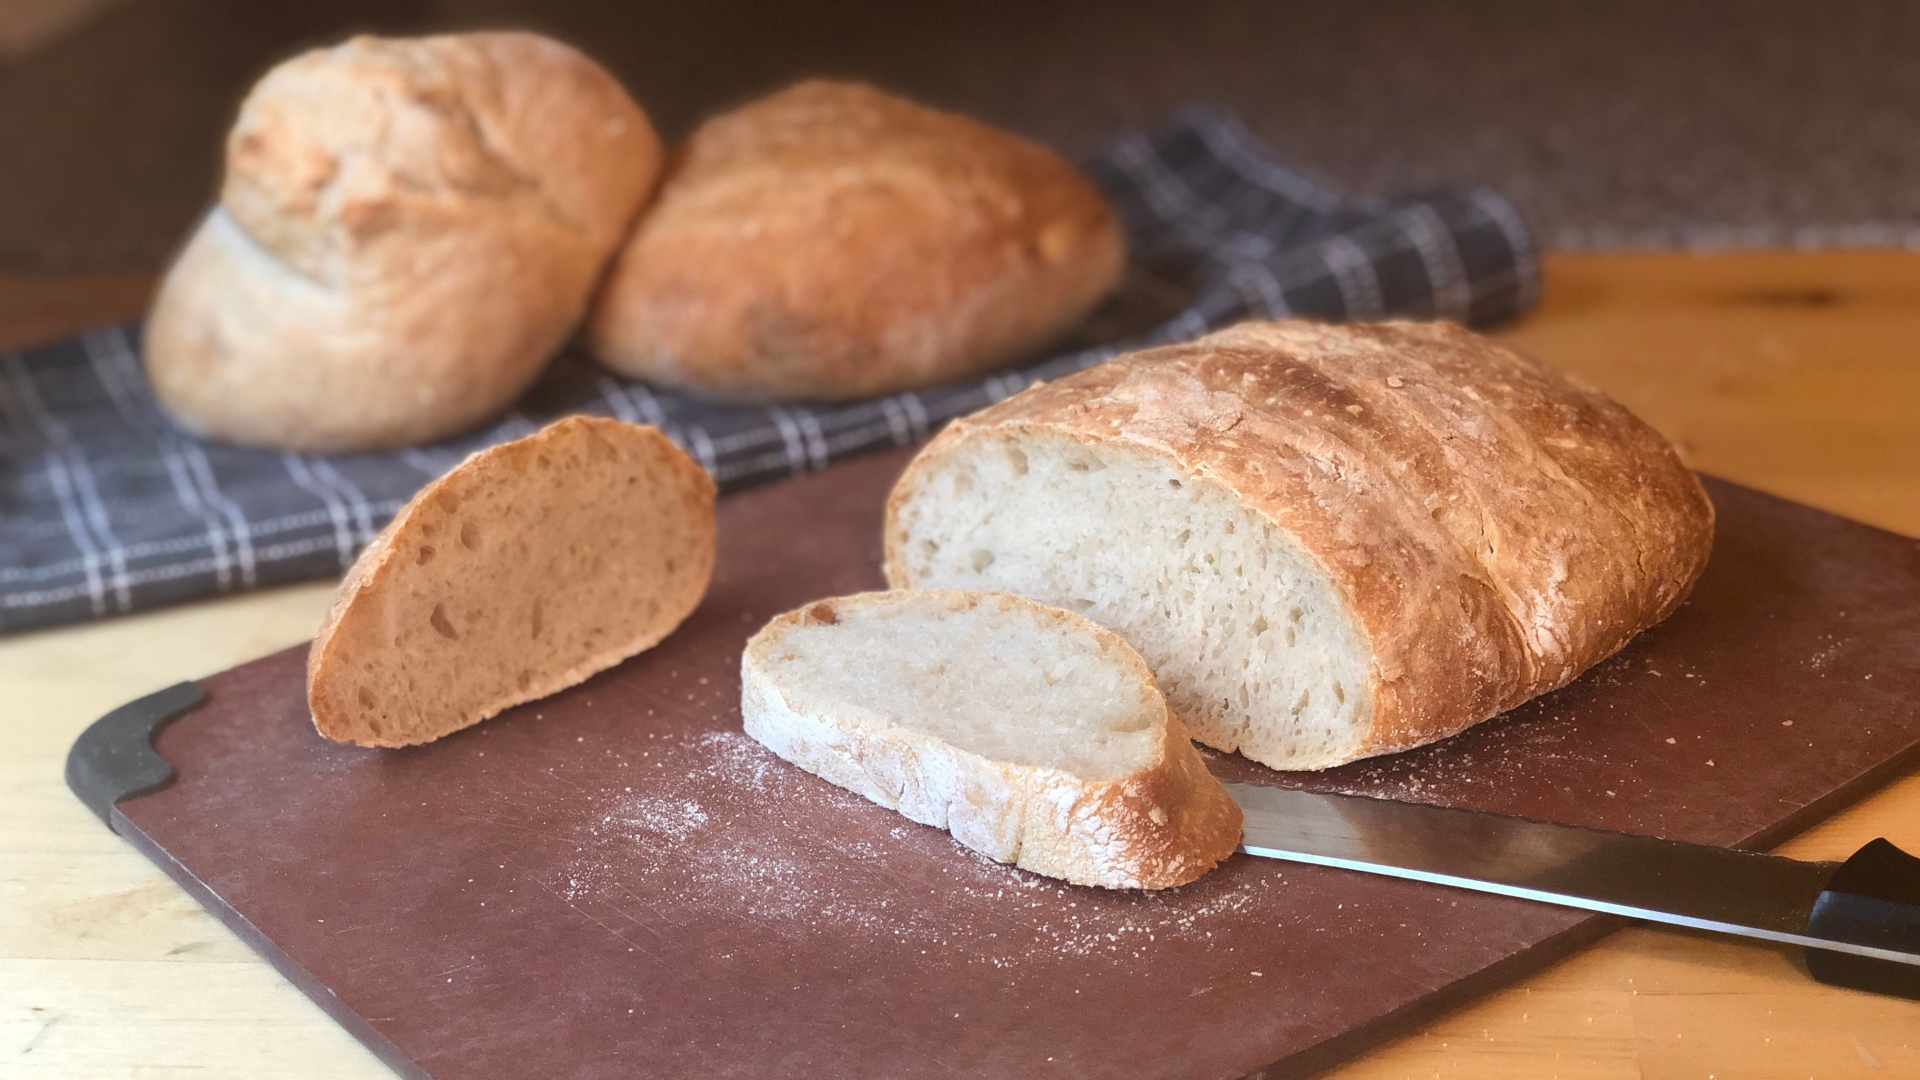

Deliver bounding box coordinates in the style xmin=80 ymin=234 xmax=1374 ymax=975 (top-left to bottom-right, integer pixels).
xmin=884 ymin=320 xmax=1715 ymax=762
xmin=584 ymin=80 xmax=1125 ymax=402
xmin=742 ymin=589 xmax=1242 ymax=889
xmin=308 ymin=417 xmax=716 ymax=747
xmin=1087 ymin=710 xmax=1246 ymax=887
xmin=147 ymin=33 xmax=662 ymax=452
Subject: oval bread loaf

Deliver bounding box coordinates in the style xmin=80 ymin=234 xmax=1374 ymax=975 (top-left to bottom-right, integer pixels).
xmin=146 ymin=33 xmax=663 ymax=452
xmin=741 ymin=590 xmax=1243 ymax=889
xmin=309 ymin=416 xmax=716 ymax=747
xmin=584 ymin=80 xmax=1125 ymax=402
xmin=884 ymin=320 xmax=1715 ymax=771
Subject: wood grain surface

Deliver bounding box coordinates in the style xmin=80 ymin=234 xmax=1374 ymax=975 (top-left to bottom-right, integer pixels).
xmin=4 ymin=253 xmax=1919 ymax=1078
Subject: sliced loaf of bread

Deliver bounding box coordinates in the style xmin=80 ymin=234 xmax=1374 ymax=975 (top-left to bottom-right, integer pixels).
xmin=308 ymin=416 xmax=716 ymax=747
xmin=884 ymin=320 xmax=1715 ymax=770
xmin=741 ymin=589 xmax=1243 ymax=889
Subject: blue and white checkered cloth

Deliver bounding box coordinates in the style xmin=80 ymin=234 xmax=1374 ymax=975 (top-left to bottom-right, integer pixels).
xmin=0 ymin=108 xmax=1538 ymax=633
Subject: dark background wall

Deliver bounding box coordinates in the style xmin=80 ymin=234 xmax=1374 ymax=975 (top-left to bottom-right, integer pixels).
xmin=7 ymin=0 xmax=1920 ymax=270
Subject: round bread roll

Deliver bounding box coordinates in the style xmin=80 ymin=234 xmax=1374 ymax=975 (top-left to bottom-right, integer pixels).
xmin=145 ymin=32 xmax=662 ymax=452
xmin=583 ymin=80 xmax=1126 ymax=402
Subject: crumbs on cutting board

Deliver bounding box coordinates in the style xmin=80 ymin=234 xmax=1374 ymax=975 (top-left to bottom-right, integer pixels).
xmin=1807 ymin=633 xmax=1848 ymax=672
xmin=550 ymin=729 xmax=1290 ymax=970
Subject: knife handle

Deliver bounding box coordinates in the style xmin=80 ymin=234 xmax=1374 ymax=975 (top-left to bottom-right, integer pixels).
xmin=1803 ymin=838 xmax=1920 ymax=999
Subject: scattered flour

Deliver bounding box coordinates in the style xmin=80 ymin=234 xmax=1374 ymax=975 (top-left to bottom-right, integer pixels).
xmin=550 ymin=728 xmax=1285 ymax=968
xmin=604 ymin=796 xmax=709 ymax=843
xmin=1808 ymin=634 xmax=1846 ymax=672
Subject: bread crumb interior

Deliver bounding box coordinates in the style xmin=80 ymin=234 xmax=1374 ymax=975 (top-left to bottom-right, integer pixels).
xmin=893 ymin=431 xmax=1372 ymax=769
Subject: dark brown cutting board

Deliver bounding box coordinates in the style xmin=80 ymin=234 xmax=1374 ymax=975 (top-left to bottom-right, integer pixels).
xmin=79 ymin=446 xmax=1920 ymax=1080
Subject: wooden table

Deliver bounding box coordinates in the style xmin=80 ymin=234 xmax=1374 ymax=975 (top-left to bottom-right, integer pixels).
xmin=4 ymin=254 xmax=1918 ymax=1078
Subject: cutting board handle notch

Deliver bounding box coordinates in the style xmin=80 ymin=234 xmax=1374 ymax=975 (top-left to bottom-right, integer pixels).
xmin=65 ymin=681 xmax=207 ymax=830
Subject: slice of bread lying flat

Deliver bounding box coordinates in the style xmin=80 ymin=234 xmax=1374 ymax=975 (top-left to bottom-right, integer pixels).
xmin=309 ymin=416 xmax=716 ymax=747
xmin=741 ymin=590 xmax=1243 ymax=889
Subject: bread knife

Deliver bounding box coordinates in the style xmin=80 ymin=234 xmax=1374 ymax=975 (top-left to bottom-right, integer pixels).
xmin=1224 ymin=781 xmax=1920 ymax=998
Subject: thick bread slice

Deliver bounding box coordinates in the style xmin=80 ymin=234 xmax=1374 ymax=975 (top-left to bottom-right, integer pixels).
xmin=884 ymin=320 xmax=1715 ymax=771
xmin=309 ymin=417 xmax=716 ymax=747
xmin=741 ymin=590 xmax=1243 ymax=889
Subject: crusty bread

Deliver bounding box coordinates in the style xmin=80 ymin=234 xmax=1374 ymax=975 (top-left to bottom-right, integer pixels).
xmin=584 ymin=80 xmax=1125 ymax=403
xmin=741 ymin=590 xmax=1242 ymax=889
xmin=308 ymin=416 xmax=715 ymax=747
xmin=146 ymin=33 xmax=662 ymax=452
xmin=885 ymin=320 xmax=1715 ymax=771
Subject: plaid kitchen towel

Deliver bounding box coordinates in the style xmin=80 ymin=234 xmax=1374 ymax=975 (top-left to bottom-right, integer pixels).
xmin=0 ymin=108 xmax=1538 ymax=633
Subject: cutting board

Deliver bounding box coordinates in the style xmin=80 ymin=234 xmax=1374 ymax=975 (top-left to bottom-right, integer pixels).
xmin=69 ymin=446 xmax=1920 ymax=1080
